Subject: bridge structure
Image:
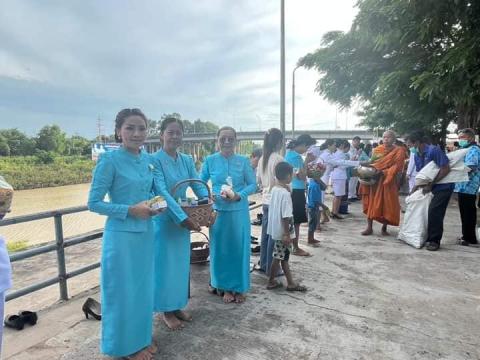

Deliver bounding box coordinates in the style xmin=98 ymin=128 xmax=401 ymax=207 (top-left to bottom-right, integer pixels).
xmin=144 ymin=129 xmax=375 ymax=154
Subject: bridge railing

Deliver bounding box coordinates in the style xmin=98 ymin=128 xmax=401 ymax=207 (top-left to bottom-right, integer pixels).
xmin=1 ymin=203 xmax=262 ymax=302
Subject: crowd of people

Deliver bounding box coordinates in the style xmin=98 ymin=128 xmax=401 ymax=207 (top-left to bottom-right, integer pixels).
xmin=1 ymin=106 xmax=476 ymax=359
xmin=86 ymin=108 xmax=480 ymax=359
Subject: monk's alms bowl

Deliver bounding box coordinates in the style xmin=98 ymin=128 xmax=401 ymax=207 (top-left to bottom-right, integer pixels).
xmin=355 ymin=166 xmax=379 ymax=179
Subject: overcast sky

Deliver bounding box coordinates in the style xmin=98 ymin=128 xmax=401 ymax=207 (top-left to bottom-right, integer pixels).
xmin=0 ymin=0 xmax=358 ymax=138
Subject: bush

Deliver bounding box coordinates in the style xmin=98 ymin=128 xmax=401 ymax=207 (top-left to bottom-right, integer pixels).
xmin=35 ymin=150 xmax=56 ymax=164
xmin=0 ymin=155 xmax=95 ymax=189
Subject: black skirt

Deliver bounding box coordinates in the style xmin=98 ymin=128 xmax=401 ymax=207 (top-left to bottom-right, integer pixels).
xmin=291 ymin=189 xmax=308 ymax=224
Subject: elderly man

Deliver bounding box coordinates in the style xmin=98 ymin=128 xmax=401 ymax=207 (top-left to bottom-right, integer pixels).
xmin=454 ymin=128 xmax=480 ymax=246
xmin=406 ymin=131 xmax=453 ymax=251
xmin=360 ymin=130 xmax=406 ymax=236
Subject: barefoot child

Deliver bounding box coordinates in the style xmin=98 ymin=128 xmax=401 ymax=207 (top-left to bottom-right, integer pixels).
xmin=266 ymin=162 xmax=307 ymax=292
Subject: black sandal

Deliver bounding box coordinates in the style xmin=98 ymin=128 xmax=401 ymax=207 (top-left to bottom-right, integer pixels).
xmin=5 ymin=314 xmax=25 ymax=330
xmin=82 ymin=298 xmax=101 ymax=320
xmin=19 ymin=311 xmax=38 ymax=325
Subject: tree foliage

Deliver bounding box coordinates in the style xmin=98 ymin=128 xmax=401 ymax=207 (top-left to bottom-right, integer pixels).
xmin=36 ymin=125 xmax=67 ymax=153
xmin=300 ymin=0 xmax=480 ymax=137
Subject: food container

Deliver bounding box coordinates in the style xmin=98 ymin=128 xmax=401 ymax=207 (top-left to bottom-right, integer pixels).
xmin=220 ymin=184 xmax=235 ymax=199
xmin=147 ymin=195 xmax=167 ymax=210
xmin=171 ymin=179 xmax=214 ymax=227
xmin=0 ymin=176 xmax=13 ymax=215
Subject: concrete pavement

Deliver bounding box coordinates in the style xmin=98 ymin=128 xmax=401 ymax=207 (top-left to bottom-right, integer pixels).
xmin=4 ymin=196 xmax=480 ymax=360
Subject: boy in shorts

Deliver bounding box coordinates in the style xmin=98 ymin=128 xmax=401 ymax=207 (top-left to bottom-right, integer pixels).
xmin=266 ymin=162 xmax=307 ymax=292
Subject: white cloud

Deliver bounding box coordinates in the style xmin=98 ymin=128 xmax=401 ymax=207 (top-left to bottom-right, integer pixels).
xmin=0 ymin=0 xmax=359 ymax=137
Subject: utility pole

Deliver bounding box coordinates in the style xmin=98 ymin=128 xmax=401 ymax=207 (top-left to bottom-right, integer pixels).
xmin=280 ymin=0 xmax=286 ymax=152
xmin=97 ymin=117 xmax=104 ymax=143
xmin=292 ymin=65 xmax=300 ymax=138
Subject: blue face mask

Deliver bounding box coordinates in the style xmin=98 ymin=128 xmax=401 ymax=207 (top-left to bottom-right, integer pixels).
xmin=409 ymin=147 xmax=418 ymax=155
xmin=458 ymin=140 xmax=470 ymax=148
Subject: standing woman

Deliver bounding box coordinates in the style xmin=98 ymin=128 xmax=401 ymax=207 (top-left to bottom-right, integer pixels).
xmin=201 ymin=126 xmax=256 ymax=304
xmin=257 ymin=128 xmax=284 ymax=274
xmin=151 ymin=117 xmax=208 ymax=330
xmin=88 ymin=108 xmax=172 ymax=360
xmin=284 ymin=134 xmax=316 ymax=257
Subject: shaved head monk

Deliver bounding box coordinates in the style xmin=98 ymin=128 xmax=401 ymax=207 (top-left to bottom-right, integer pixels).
xmin=360 ymin=130 xmax=407 ymax=236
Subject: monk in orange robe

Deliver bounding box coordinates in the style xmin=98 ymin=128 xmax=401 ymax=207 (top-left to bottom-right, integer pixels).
xmin=360 ymin=131 xmax=407 ymax=236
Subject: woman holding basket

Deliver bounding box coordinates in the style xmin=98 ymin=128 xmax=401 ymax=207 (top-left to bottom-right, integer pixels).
xmin=151 ymin=117 xmax=210 ymax=330
xmin=201 ymin=126 xmax=257 ymax=304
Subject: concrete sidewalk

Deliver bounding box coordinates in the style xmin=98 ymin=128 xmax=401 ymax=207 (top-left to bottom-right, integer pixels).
xmin=4 ymin=197 xmax=480 ymax=360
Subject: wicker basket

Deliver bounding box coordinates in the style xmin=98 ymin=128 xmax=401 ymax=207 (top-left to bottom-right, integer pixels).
xmin=171 ymin=179 xmax=214 ymax=227
xmin=190 ymin=232 xmax=209 ymax=264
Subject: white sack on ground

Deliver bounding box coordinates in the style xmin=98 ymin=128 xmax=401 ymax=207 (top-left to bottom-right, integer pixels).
xmin=398 ymin=190 xmax=433 ymax=248
xmin=415 ymin=148 xmax=469 ymax=186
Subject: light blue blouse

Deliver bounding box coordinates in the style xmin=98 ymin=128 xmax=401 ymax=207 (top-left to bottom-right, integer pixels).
xmin=285 ymin=150 xmax=305 ymax=190
xmin=88 ymin=147 xmax=179 ymax=231
xmin=150 ymin=150 xmax=208 ymax=223
xmin=200 ymin=152 xmax=256 ymax=211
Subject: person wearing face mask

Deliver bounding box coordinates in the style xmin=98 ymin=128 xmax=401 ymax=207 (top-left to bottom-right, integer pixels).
xmin=406 ymin=130 xmax=453 ymax=251
xmin=200 ymin=126 xmax=257 ymax=304
xmin=453 ymin=128 xmax=480 ymax=246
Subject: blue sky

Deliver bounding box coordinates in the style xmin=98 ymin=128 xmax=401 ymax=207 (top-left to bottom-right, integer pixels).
xmin=0 ymin=1 xmax=358 ymax=138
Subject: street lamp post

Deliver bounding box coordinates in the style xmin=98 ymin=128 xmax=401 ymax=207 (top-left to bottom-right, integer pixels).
xmin=292 ymin=65 xmax=300 ymax=139
xmin=280 ymin=0 xmax=286 ymax=152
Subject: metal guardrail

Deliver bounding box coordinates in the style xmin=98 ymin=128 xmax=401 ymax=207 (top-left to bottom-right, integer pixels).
xmin=1 ymin=203 xmax=262 ymax=302
xmin=0 ymin=205 xmax=102 ymax=302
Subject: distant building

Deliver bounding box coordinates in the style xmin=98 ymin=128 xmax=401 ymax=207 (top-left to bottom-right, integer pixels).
xmin=91 ymin=143 xmax=121 ymax=161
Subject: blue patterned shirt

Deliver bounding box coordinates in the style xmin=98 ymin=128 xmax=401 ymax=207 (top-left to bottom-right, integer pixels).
xmin=454 ymin=145 xmax=480 ymax=195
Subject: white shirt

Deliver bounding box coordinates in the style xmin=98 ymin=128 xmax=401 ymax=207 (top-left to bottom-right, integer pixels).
xmin=257 ymin=152 xmax=284 ymax=205
xmin=349 ymin=146 xmax=362 ymax=161
xmin=324 ymin=150 xmax=361 ymax=181
xmin=0 ymin=236 xmax=12 ymax=293
xmin=267 ymin=186 xmax=294 ymax=240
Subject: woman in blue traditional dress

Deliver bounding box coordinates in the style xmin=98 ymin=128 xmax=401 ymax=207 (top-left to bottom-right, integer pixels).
xmin=151 ymin=117 xmax=209 ymax=330
xmin=88 ymin=108 xmax=177 ymax=360
xmin=200 ymin=126 xmax=257 ymax=304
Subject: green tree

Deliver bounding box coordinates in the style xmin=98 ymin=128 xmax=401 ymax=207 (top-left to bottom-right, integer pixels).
xmin=0 ymin=135 xmax=10 ymax=156
xmin=0 ymin=129 xmax=36 ymax=155
xmin=68 ymin=135 xmax=92 ymax=155
xmin=36 ymin=125 xmax=67 ymax=154
xmin=300 ymin=0 xmax=480 ymax=137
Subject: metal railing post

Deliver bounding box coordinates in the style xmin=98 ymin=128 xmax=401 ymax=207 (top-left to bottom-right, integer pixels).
xmin=54 ymin=214 xmax=69 ymax=300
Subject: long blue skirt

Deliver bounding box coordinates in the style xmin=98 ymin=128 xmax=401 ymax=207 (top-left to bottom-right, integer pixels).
xmin=153 ymin=214 xmax=190 ymax=312
xmin=101 ymin=225 xmax=154 ymax=357
xmin=209 ymin=209 xmax=250 ymax=293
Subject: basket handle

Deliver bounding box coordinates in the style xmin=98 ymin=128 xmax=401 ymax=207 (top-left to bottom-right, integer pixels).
xmin=171 ymin=178 xmax=212 ymax=199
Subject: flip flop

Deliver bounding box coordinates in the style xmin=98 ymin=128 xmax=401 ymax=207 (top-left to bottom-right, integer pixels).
xmin=286 ymin=284 xmax=307 ymax=292
xmin=267 ymin=280 xmax=283 ymax=290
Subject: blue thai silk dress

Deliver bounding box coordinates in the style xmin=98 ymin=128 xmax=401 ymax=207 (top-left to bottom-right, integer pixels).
xmin=151 ymin=150 xmax=208 ymax=312
xmin=200 ymin=152 xmax=256 ymax=293
xmin=88 ymin=147 xmax=176 ymax=357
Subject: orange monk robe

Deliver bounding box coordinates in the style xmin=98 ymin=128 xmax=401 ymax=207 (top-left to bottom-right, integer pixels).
xmin=359 ymin=145 xmax=407 ymax=226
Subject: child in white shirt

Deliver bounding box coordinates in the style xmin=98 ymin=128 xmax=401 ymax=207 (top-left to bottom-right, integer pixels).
xmin=266 ymin=162 xmax=307 ymax=292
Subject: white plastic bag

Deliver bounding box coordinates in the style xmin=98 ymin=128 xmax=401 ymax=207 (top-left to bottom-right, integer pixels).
xmin=398 ymin=190 xmax=433 ymax=248
xmin=415 ymin=148 xmax=469 ymax=185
